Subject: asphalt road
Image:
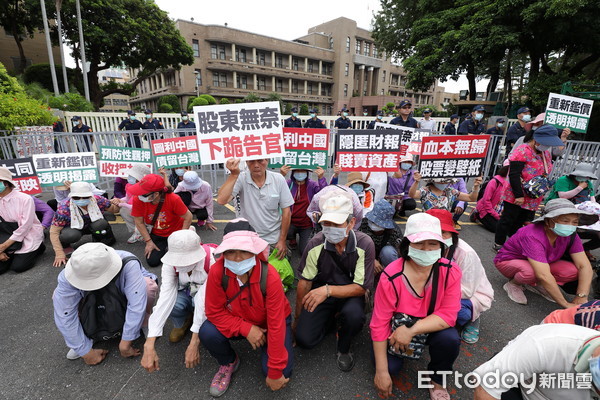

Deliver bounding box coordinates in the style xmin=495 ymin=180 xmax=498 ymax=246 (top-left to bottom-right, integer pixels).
xmin=0 ymin=193 xmax=590 ymax=400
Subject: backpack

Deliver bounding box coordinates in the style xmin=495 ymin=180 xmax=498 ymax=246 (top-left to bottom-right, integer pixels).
xmin=222 ymin=260 xmax=269 ymax=305
xmin=476 ymin=177 xmax=499 ymax=202
xmin=78 ymin=256 xmax=139 ymax=342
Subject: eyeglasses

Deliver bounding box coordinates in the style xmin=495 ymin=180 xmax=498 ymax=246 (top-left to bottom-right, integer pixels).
xmin=141 ymin=192 xmax=155 ymax=197
xmin=71 ymin=196 xmax=90 ymax=200
xmin=400 ymin=106 xmax=411 ymax=109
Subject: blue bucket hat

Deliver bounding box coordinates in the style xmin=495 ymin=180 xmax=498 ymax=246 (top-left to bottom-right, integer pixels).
xmin=365 ymin=199 xmax=396 ymax=230
xmin=533 ymin=124 xmax=564 ymax=147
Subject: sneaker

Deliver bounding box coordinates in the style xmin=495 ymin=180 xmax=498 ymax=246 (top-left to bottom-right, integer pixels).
xmin=469 ymin=211 xmax=478 ymax=223
xmin=336 ymin=352 xmax=355 ymax=372
xmin=453 ymin=221 xmax=462 ymax=231
xmin=127 ymin=231 xmax=143 ymax=244
xmin=169 ymin=314 xmax=193 ymax=343
xmin=66 ymin=349 xmax=80 ymax=360
xmin=525 ymin=284 xmax=556 ymax=303
xmin=492 ymin=243 xmax=502 ymax=253
xmin=503 ymin=281 xmax=527 ymax=305
xmin=461 ymin=324 xmax=480 ymax=344
xmin=209 ymin=356 xmax=240 ymax=397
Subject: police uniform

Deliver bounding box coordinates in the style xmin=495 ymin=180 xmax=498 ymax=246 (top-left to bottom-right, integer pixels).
xmin=367 ymin=119 xmax=383 ymax=129
xmin=334 ymin=116 xmax=352 ymax=129
xmin=505 ymin=123 xmax=526 ymax=150
xmin=142 ymin=118 xmax=164 ymax=141
xmin=486 ymin=127 xmax=503 ymax=136
xmin=444 ymin=121 xmax=456 ymax=135
xmin=304 ymin=118 xmax=326 ymax=128
xmin=119 ymin=117 xmax=143 ymax=148
xmin=457 ymin=119 xmax=485 ymax=135
xmin=389 ymin=116 xmax=418 ymax=128
xmin=72 ymin=123 xmax=93 ymax=151
xmin=284 ymin=116 xmax=302 ymax=128
xmin=177 ymin=120 xmax=196 ymax=136
xmin=53 ymin=121 xmax=67 ymax=153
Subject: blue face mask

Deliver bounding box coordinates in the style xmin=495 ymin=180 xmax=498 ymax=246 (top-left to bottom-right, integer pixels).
xmin=182 ymin=116 xmax=189 ymax=121
xmin=175 ymin=168 xmax=186 ymax=176
xmin=145 ymin=114 xmax=152 ymax=119
xmin=497 ymin=123 xmax=504 ymax=128
xmin=0 ymin=182 xmax=6 ymax=193
xmin=400 ymin=163 xmax=412 ymax=171
xmin=444 ymin=237 xmax=453 ymax=248
xmin=433 ymin=183 xmax=449 ymax=191
xmin=377 ymin=115 xmax=383 ymax=120
xmin=224 ymin=256 xmax=256 ymax=276
xmin=343 ymin=112 xmax=349 ymax=117
xmin=294 ymin=172 xmax=307 ymax=181
xmin=73 ymin=199 xmax=90 ymax=207
xmin=127 ymin=176 xmax=137 ymax=185
xmin=552 ymin=222 xmax=577 ymax=237
xmin=408 ymin=246 xmax=441 ymax=267
xmin=129 ymin=115 xmax=136 ymax=121
xmin=474 ymin=113 xmax=484 ymax=121
xmin=292 ymin=112 xmax=298 ymax=117
xmin=310 ymin=113 xmax=316 ymax=118
xmin=522 ymin=114 xmax=532 ymax=123
xmin=350 ymin=183 xmax=364 ymax=194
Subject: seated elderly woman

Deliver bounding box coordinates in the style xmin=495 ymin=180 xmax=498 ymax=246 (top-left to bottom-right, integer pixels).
xmin=546 ymin=163 xmax=597 ymax=205
xmin=0 ymin=167 xmax=46 ymax=274
xmin=370 ymin=213 xmax=462 ymax=400
xmin=494 ymin=198 xmax=598 ymax=307
xmin=50 ymin=182 xmax=121 ymax=267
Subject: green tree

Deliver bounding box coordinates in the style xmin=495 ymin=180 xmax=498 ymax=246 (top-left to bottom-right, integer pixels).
xmin=187 ymin=96 xmax=208 ymax=112
xmin=54 ymin=0 xmax=194 ymax=110
xmin=157 ymin=94 xmax=181 ymax=113
xmin=284 ymin=103 xmax=293 ymax=115
xmin=157 ymin=103 xmax=173 ymax=113
xmin=266 ymin=92 xmax=284 ymax=111
xmin=219 ymin=97 xmax=230 ymax=104
xmin=299 ymin=104 xmax=309 ymax=115
xmin=23 ymin=64 xmax=80 ymax=93
xmin=199 ymin=94 xmax=217 ymax=105
xmin=243 ymin=93 xmax=261 ymax=103
xmin=0 ymin=0 xmax=43 ymax=74
xmin=414 ymin=105 xmax=438 ymax=116
xmin=48 ymin=92 xmax=94 ymax=111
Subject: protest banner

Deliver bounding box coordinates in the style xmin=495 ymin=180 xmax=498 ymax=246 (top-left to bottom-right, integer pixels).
xmin=269 ymin=128 xmax=329 ymax=169
xmin=99 ymin=146 xmax=153 ymax=178
xmin=194 ymin=101 xmax=285 ymax=164
xmin=335 ymin=129 xmax=405 ymax=172
xmin=545 ymin=93 xmax=594 ymax=134
xmin=32 ymin=152 xmax=98 ymax=186
xmin=150 ymin=136 xmax=200 ymax=169
xmin=13 ymin=126 xmax=54 ymax=157
xmin=373 ymin=123 xmax=431 ymax=156
xmin=0 ymin=158 xmax=41 ymax=195
xmin=418 ymin=135 xmax=490 ymax=178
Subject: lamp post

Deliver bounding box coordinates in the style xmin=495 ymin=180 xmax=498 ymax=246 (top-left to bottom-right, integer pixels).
xmin=193 ymin=70 xmax=200 ymax=98
xmin=75 ymin=0 xmax=90 ymax=102
xmin=40 ymin=0 xmax=59 ymax=95
xmin=55 ymin=0 xmax=69 ymax=93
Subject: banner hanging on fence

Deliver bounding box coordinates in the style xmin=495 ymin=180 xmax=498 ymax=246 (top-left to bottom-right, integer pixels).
xmin=269 ymin=128 xmax=329 ymax=169
xmin=545 ymin=93 xmax=594 ymax=134
xmin=335 ymin=129 xmax=406 ymax=172
xmin=32 ymin=152 xmax=98 ymax=186
xmin=0 ymin=158 xmax=41 ymax=195
xmin=418 ymin=135 xmax=490 ymax=178
xmin=194 ymin=101 xmax=285 ymax=164
xmin=13 ymin=126 xmax=54 ymax=157
xmin=150 ymin=137 xmax=200 ymax=169
xmin=99 ymin=146 xmax=153 ymax=178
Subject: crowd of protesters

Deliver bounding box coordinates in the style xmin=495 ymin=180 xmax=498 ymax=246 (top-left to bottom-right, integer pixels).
xmin=4 ymin=99 xmax=600 ymax=400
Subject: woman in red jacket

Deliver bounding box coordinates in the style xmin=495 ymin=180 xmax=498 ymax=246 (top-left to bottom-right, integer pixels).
xmin=200 ymin=219 xmax=293 ymax=397
xmin=470 ymin=165 xmax=509 ymax=233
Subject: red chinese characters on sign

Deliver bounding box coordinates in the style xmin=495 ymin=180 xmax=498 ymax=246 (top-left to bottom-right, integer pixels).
xmin=282 ymin=128 xmax=329 ymax=151
xmin=151 ymin=137 xmax=198 ymax=156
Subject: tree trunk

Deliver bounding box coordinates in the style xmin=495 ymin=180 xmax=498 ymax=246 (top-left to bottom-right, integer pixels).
xmin=504 ymin=49 xmax=512 ymax=114
xmin=10 ymin=20 xmax=27 ymax=74
xmin=466 ymin=62 xmax=477 ymax=100
xmin=486 ymin=64 xmax=501 ymax=97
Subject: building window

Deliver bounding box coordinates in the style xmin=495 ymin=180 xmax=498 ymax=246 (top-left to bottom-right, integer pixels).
xmin=275 ymin=55 xmax=283 ymax=68
xmin=329 ymin=37 xmax=333 ymax=49
xmin=192 ymin=39 xmax=199 ymax=57
xmin=344 ymin=84 xmax=348 ymax=97
xmin=324 ymin=64 xmax=332 ymax=76
xmin=235 ymin=49 xmax=246 ymax=63
xmin=293 ymin=58 xmax=298 ymax=71
xmin=194 ymin=69 xmax=202 ymax=87
xmin=292 ymin=81 xmax=299 ymax=94
xmin=213 ymin=72 xmax=227 ymax=87
xmin=373 ymin=46 xmax=379 ymax=58
xmin=276 ymin=79 xmax=283 ymax=92
xmin=344 ymin=63 xmax=349 ymax=77
xmin=346 ymin=36 xmax=350 ymax=52
xmin=211 ymin=45 xmax=217 ymax=59
xmin=382 ymin=70 xmax=386 ymax=82
xmin=308 ymin=62 xmax=314 ymax=73
xmin=308 ymin=82 xmax=313 ymax=95
xmin=219 ymin=46 xmax=226 ymax=60
xmin=355 ymin=39 xmax=361 ymax=54
xmin=258 ymin=77 xmax=266 ymax=91
xmin=381 ymin=89 xmax=384 ymax=95
xmin=364 ymin=42 xmax=370 ymax=57
xmin=237 ymin=75 xmax=247 ymax=89
xmin=258 ymin=52 xmax=265 ymax=66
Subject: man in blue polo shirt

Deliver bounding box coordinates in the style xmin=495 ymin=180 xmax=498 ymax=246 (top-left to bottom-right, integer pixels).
xmin=458 ymin=105 xmax=486 ymax=135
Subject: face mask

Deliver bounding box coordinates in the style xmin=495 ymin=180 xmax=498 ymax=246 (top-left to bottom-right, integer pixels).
xmin=175 ymin=168 xmax=186 ymax=176
xmin=368 ymin=221 xmax=385 ymax=232
xmin=575 ymin=176 xmax=588 ymax=182
xmin=589 ymin=356 xmax=600 ymax=392
xmin=408 ymin=246 xmax=441 ymax=267
xmin=400 ymin=162 xmax=412 ymax=171
xmin=127 ymin=176 xmax=137 ymax=185
xmin=322 ymin=226 xmax=349 ymax=244
xmin=474 ymin=113 xmax=484 ymax=121
xmin=294 ymin=172 xmax=307 ymax=181
xmin=444 ymin=237 xmax=453 ymax=248
xmin=310 ymin=113 xmax=316 ymax=118
xmin=343 ymin=112 xmax=349 ymax=117
xmin=138 ymin=193 xmax=155 ymax=203
xmin=497 ymin=123 xmax=504 ymax=128
xmin=182 ymin=116 xmax=189 ymax=121
xmin=535 ymin=144 xmax=550 ymax=152
xmin=145 ymin=114 xmax=152 ymax=119
xmin=129 ymin=115 xmax=136 ymax=121
xmin=551 ymin=222 xmax=577 ymax=237
xmin=522 ymin=114 xmax=532 ymax=122
xmin=175 ymin=263 xmax=197 ymax=274
xmin=72 ymin=121 xmax=79 ymax=126
xmin=532 ymin=125 xmax=539 ymax=131
xmin=363 ymin=113 xmax=368 ymax=116
xmin=377 ymin=115 xmax=383 ymax=120
xmin=350 ymin=183 xmax=364 ymax=195
xmin=292 ymin=112 xmax=298 ymax=117
xmin=433 ymin=183 xmax=449 ymax=191
xmin=224 ymin=256 xmax=255 ymax=276
xmin=73 ymin=199 xmax=90 ymax=207
xmin=0 ymin=182 xmax=5 ymax=192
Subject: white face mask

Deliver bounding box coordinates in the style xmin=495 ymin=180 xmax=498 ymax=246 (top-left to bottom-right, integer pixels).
xmin=138 ymin=193 xmax=155 ymax=203
xmin=522 ymin=114 xmax=531 ymax=122
xmin=322 ymin=225 xmax=349 ymax=244
xmin=368 ymin=221 xmax=385 ymax=232
xmin=443 ymin=237 xmax=453 ymax=248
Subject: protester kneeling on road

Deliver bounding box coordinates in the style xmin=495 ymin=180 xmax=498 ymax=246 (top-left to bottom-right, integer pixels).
xmin=543 ymin=299 xmax=600 ymax=329
xmin=200 ymin=219 xmax=293 ymax=397
xmin=116 ymin=164 xmax=151 ymax=244
xmin=470 ymin=165 xmax=509 ymax=233
xmin=473 ymin=324 xmax=600 ymax=400
xmin=346 ymin=172 xmax=376 ymax=214
xmin=50 ymin=182 xmax=121 ymax=267
xmin=130 ymin=174 xmax=193 ymax=268
xmin=426 ymin=209 xmax=493 ymax=345
xmin=371 ymin=213 xmax=461 ymax=400
xmin=295 ymin=192 xmax=375 ymax=372
xmin=408 ymin=173 xmax=481 ymax=213
xmin=494 ymin=198 xmax=598 ymax=307
xmin=0 ymin=167 xmax=46 ymax=274
xmin=174 ymin=170 xmax=217 ymax=231
xmin=142 ymin=230 xmax=216 ymax=372
xmin=307 ymin=184 xmax=364 ymax=231
xmin=53 ymin=243 xmax=158 ymax=364
xmin=359 ymin=199 xmax=403 ymax=275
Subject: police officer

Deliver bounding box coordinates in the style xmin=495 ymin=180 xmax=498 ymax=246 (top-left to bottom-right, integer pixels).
xmin=505 ymin=106 xmax=531 ymax=152
xmin=71 ymin=116 xmax=93 ymax=152
xmin=118 ymin=110 xmax=143 ymax=148
xmin=367 ymin=110 xmax=384 ymax=129
xmin=458 ymin=105 xmax=486 ymax=135
xmin=334 ymin=107 xmax=352 ymax=129
xmin=303 ymin=108 xmax=326 ymax=128
xmin=389 ymin=100 xmax=418 ymax=128
xmin=419 ymin=108 xmax=436 ymax=132
xmin=486 ymin=118 xmax=505 ymax=136
xmin=53 ymin=117 xmax=68 ymax=153
xmin=362 ymin=108 xmax=369 ymax=117
xmin=284 ymin=107 xmax=302 ymax=128
xmin=444 ymin=114 xmax=459 ymax=135
xmin=177 ymin=111 xmax=196 ymax=137
xmin=486 ymin=118 xmax=506 ymax=176
xmin=142 ymin=109 xmax=164 ymax=142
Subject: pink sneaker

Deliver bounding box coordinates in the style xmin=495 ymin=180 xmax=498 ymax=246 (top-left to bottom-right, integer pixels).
xmin=503 ymin=281 xmax=527 ymax=305
xmin=209 ymin=356 xmax=240 ymax=397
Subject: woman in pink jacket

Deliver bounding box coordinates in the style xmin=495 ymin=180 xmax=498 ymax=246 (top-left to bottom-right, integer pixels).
xmin=427 ymin=209 xmax=494 ymax=345
xmin=371 ymin=213 xmax=462 ymax=400
xmin=470 ymin=165 xmax=508 ymax=233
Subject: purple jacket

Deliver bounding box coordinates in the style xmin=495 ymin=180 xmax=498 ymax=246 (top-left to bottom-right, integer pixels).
xmin=114 ymin=177 xmax=127 ymax=199
xmin=387 ymin=170 xmax=415 ymax=200
xmin=286 ymin=177 xmax=327 ymax=209
xmin=32 ymin=196 xmax=54 ymax=228
xmin=450 ymin=178 xmax=468 ymax=210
